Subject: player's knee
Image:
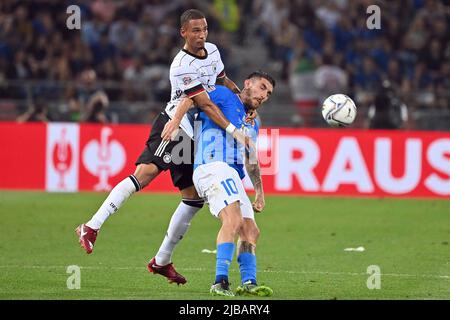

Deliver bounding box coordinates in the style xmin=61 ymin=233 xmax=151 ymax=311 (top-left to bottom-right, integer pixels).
xmin=223 ymin=217 xmax=243 ymax=235
xmin=134 ymin=163 xmax=159 ymax=188
xmin=232 ymin=217 xmax=244 ymax=235
xmin=231 ymin=214 xmax=244 ymax=235
xmin=180 ymin=186 xmax=201 ymax=200
xmin=221 ymin=204 xmax=244 ymax=235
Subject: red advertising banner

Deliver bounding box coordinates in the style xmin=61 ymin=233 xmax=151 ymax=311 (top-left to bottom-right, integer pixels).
xmin=0 ymin=122 xmax=46 ymax=190
xmin=0 ymin=122 xmax=449 ymax=198
xmin=256 ymin=128 xmax=450 ymax=198
xmin=77 ymin=123 xmax=175 ymax=192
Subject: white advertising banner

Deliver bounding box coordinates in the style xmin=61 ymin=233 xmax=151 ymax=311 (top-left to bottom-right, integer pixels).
xmin=46 ymin=123 xmax=79 ymax=192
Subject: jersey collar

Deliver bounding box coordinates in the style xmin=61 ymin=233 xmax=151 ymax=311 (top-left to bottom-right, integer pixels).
xmin=182 ymin=47 xmax=208 ymax=60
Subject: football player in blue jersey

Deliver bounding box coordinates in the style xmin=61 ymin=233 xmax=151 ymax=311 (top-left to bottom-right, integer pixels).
xmin=162 ymin=71 xmax=275 ymax=296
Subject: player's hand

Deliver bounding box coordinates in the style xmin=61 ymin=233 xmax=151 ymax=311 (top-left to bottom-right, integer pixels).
xmin=161 ymin=118 xmax=180 ymax=141
xmin=232 ymin=129 xmax=256 ymax=154
xmin=253 ymin=193 xmax=265 ymax=213
xmin=245 ymin=110 xmax=257 ymax=125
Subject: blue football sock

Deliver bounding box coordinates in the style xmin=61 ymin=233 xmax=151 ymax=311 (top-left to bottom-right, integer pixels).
xmin=215 ymin=242 xmax=235 ymax=284
xmin=237 ymin=252 xmax=257 ymax=285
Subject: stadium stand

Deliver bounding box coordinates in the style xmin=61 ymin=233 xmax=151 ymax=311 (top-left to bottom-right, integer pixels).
xmin=0 ymin=0 xmax=448 ymax=129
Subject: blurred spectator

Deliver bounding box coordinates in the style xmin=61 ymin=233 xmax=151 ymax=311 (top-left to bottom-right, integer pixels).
xmin=69 ymin=35 xmax=93 ymax=77
xmin=57 ymin=85 xmax=83 ymax=122
xmin=314 ymin=54 xmax=348 ymax=105
xmin=315 ymin=0 xmax=342 ymax=29
xmin=207 ymin=0 xmax=240 ymax=33
xmin=386 ymin=59 xmax=405 ymax=90
xmin=289 ymin=38 xmax=317 ymax=127
xmin=142 ymin=0 xmax=180 ymax=27
xmin=91 ymin=0 xmax=117 ymax=23
xmin=81 ymin=15 xmax=107 ymax=47
xmin=90 ymin=30 xmax=116 ymax=65
xmin=7 ymin=49 xmax=30 ymax=79
xmin=435 ymin=61 xmax=450 ymax=110
xmin=367 ymin=80 xmax=409 ymax=129
xmin=108 ymin=13 xmax=138 ymax=56
xmin=77 ymin=68 xmax=97 ymax=98
xmin=403 ymin=16 xmax=428 ymax=53
xmin=16 ymin=99 xmax=51 ymax=123
xmin=82 ymin=90 xmax=109 ymax=123
xmin=353 ymin=57 xmax=382 ymax=91
xmin=258 ymin=0 xmax=290 ymax=49
xmin=235 ymin=0 xmax=253 ymax=45
xmin=73 ymin=68 xmax=111 ymax=123
xmin=274 ymin=18 xmax=299 ymax=80
xmin=116 ymin=0 xmax=142 ymax=22
xmin=13 ymin=4 xmax=33 ymax=45
xmin=290 ymin=0 xmax=315 ymax=30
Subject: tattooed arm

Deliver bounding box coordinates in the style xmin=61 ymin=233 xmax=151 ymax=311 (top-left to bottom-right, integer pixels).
xmin=245 ymin=153 xmax=265 ymax=213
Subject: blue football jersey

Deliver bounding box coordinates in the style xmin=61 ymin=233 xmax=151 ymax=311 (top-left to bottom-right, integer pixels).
xmin=193 ymin=85 xmax=259 ymax=179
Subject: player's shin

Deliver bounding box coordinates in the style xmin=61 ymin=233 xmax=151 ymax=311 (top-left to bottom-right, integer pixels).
xmin=155 ymin=199 xmax=204 ymax=266
xmin=215 ymin=204 xmax=242 ymax=284
xmin=86 ymin=175 xmax=140 ymax=230
xmin=215 ymin=242 xmax=235 ymax=284
xmin=237 ymin=240 xmax=257 ymax=284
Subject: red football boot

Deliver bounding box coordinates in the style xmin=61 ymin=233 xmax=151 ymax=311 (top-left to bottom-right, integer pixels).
xmin=75 ymin=224 xmax=98 ymax=254
xmin=147 ymin=257 xmax=187 ymax=285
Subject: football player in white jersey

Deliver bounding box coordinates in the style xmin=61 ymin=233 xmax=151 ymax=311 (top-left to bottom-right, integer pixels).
xmin=163 ymin=71 xmax=275 ymax=296
xmin=76 ymin=9 xmax=254 ymax=285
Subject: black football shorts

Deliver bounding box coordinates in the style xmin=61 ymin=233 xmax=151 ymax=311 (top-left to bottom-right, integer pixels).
xmin=135 ymin=111 xmax=194 ymax=190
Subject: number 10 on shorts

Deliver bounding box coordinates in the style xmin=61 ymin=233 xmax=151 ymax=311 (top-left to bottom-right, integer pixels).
xmin=221 ymin=178 xmax=238 ymax=196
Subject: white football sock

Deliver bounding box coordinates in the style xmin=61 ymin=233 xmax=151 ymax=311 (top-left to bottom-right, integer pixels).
xmin=86 ymin=175 xmax=140 ymax=230
xmin=155 ymin=199 xmax=203 ymax=266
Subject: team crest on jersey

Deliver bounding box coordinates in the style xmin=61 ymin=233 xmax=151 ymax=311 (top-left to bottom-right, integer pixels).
xmin=212 ymin=62 xmax=217 ymax=73
xmin=183 ymin=76 xmax=192 ymax=85
xmin=163 ymin=152 xmax=172 ymax=164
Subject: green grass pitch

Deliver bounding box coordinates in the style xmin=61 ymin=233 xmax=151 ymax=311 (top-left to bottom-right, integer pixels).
xmin=0 ymin=191 xmax=449 ymax=299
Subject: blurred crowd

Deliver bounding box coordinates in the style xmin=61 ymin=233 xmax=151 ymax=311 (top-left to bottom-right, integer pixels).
xmin=0 ymin=0 xmax=448 ymax=128
xmin=251 ymin=0 xmax=448 ymax=128
xmin=0 ymin=0 xmax=239 ymax=123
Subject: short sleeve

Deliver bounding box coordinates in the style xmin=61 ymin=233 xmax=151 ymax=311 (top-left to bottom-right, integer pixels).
xmin=217 ymin=68 xmax=226 ymax=79
xmin=172 ymin=65 xmax=205 ymax=98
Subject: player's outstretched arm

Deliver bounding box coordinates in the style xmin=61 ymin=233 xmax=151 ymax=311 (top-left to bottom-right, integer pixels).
xmin=161 ymin=92 xmax=240 ymax=143
xmin=161 ymin=92 xmax=231 ymax=141
xmin=161 ymin=97 xmax=194 ymax=141
xmin=245 ymin=153 xmax=265 ymax=213
xmin=192 ymin=92 xmax=256 ymax=152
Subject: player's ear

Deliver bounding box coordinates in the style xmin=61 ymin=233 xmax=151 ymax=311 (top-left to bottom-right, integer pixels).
xmin=243 ymin=79 xmax=251 ymax=89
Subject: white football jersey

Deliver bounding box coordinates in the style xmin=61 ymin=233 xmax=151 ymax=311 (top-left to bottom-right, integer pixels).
xmin=165 ymin=42 xmax=225 ymax=139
